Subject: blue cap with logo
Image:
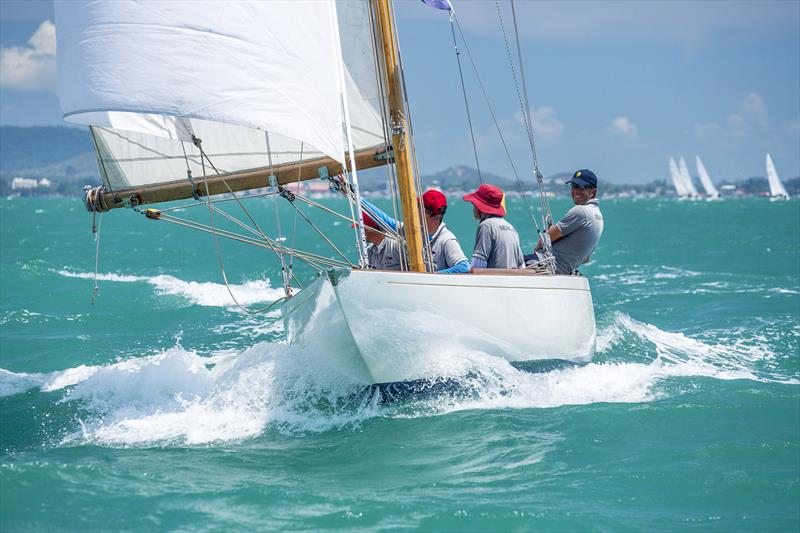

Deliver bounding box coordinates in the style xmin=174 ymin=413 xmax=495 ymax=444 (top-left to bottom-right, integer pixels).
xmin=566 ymin=169 xmax=598 ymax=188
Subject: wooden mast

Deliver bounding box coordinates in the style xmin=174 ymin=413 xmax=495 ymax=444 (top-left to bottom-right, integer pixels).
xmin=374 ymin=0 xmax=426 ymax=272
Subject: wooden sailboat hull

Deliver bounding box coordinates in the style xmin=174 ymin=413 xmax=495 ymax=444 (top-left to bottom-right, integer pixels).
xmin=282 ymin=269 xmax=596 ymax=385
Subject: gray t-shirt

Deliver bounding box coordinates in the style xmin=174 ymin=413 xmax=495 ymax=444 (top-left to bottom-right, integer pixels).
xmin=367 ymin=237 xmax=403 ymax=270
xmin=552 ymin=198 xmax=604 ymax=274
xmin=472 ymin=216 xmax=525 ymax=269
xmin=428 ymin=223 xmax=467 ymax=271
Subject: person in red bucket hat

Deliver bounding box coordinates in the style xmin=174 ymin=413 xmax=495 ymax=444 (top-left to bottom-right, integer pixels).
xmin=353 ymin=188 xmax=469 ymax=273
xmin=352 ymin=211 xmax=402 ymax=270
xmin=463 ymin=184 xmax=525 ymax=269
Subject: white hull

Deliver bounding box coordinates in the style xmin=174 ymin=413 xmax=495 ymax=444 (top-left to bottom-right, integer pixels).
xmin=282 ymin=269 xmax=596 ymax=384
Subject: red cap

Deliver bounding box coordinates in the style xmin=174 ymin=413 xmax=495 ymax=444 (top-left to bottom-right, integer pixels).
xmin=352 ymin=211 xmax=379 ymax=230
xmin=463 ymin=183 xmax=506 ymax=216
xmin=422 ymin=189 xmax=447 ymax=213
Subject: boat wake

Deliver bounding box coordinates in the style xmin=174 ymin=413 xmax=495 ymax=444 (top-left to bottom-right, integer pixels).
xmin=57 ymin=269 xmax=284 ymax=307
xmin=0 ymin=312 xmax=794 ymax=447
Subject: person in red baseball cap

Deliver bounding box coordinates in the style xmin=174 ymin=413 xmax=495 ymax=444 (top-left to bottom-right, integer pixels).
xmin=462 ymin=183 xmax=525 ymax=269
xmin=355 ymin=189 xmax=469 ymax=273
xmin=418 ymin=189 xmax=469 ymax=273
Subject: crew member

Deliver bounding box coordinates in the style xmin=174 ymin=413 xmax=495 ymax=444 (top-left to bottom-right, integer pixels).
xmin=361 ymin=190 xmax=469 ymax=273
xmin=357 ymin=211 xmax=402 ymax=270
xmin=528 ymin=169 xmax=604 ymax=274
xmin=462 ymin=183 xmax=525 ymax=269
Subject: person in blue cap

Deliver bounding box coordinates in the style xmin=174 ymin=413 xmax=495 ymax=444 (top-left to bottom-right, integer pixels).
xmin=527 ymin=169 xmax=604 ymax=274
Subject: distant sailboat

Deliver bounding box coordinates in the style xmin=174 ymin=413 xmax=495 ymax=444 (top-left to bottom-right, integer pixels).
xmin=695 ymin=156 xmax=720 ymax=199
xmin=678 ymin=157 xmax=700 ymax=199
xmin=766 ymin=154 xmax=790 ymax=200
xmin=669 ymin=157 xmax=689 ymax=198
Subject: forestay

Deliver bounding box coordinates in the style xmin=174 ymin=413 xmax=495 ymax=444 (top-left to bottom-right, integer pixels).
xmin=56 ymin=0 xmax=386 ymax=196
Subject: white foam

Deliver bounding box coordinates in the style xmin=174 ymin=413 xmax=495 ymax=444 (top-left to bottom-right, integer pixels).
xmin=1 ymin=310 xmax=794 ymax=447
xmin=58 ymin=270 xmax=284 ymax=307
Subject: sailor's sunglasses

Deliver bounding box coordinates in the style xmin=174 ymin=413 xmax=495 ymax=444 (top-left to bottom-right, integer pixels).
xmin=570 ymin=183 xmax=588 ymax=190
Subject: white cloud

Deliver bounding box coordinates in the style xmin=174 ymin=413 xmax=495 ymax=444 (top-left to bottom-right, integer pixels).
xmin=515 ymin=106 xmax=564 ymax=142
xmin=606 ymin=116 xmax=638 ymax=140
xmin=0 ymin=20 xmax=57 ymax=92
xmin=696 ymin=92 xmax=769 ymax=143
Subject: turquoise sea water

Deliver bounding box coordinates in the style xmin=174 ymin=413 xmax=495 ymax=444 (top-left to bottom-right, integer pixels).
xmin=1 ymin=196 xmax=798 ymax=531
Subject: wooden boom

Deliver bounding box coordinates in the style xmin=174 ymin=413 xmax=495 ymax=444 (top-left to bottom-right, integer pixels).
xmin=90 ymin=145 xmax=390 ymax=212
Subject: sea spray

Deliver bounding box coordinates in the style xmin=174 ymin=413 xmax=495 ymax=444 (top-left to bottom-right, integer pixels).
xmin=1 ymin=310 xmax=793 ymax=447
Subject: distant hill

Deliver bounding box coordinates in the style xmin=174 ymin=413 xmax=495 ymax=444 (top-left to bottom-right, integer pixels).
xmin=0 ymin=126 xmax=95 ymax=174
xmin=1 ymin=126 xmax=796 ymax=197
xmin=422 ymin=164 xmax=514 ymax=190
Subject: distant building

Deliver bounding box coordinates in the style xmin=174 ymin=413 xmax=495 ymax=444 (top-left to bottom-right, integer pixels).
xmin=38 ymin=178 xmax=51 ymax=187
xmin=11 ymin=177 xmax=39 ymax=190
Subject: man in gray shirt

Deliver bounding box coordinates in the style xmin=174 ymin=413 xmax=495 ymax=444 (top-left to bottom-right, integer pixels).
xmin=530 ymin=169 xmax=604 ymax=274
xmin=463 ymin=183 xmax=525 ymax=269
xmin=360 ymin=212 xmax=402 ymax=270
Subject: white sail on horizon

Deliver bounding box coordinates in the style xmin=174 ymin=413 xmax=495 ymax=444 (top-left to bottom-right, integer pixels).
xmin=669 ymin=157 xmax=689 ymax=197
xmin=695 ymin=156 xmax=720 ymax=198
xmin=678 ymin=157 xmax=700 ymax=198
xmin=766 ymin=154 xmax=790 ymax=199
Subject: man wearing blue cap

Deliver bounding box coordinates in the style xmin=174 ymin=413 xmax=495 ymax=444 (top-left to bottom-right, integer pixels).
xmin=528 ymin=169 xmax=604 ymax=274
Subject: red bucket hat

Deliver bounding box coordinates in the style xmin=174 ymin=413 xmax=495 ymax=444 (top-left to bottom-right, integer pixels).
xmin=422 ymin=189 xmax=447 ymax=214
xmin=463 ymin=183 xmax=506 ymax=216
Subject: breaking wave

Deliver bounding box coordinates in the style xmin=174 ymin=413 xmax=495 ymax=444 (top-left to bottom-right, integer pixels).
xmin=58 ymin=270 xmax=284 ymax=307
xmin=0 ymin=313 xmax=793 ymax=447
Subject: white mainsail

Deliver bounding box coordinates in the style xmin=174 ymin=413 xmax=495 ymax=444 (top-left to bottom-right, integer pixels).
xmin=56 ymin=0 xmax=386 ymax=196
xmin=669 ymin=157 xmax=688 ymax=197
xmin=766 ymin=154 xmax=790 ymax=199
xmin=679 ymin=157 xmax=700 ymax=198
xmin=695 ymin=156 xmax=720 ymax=198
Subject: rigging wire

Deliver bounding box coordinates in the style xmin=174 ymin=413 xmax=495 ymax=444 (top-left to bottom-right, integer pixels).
xmin=368 ymin=0 xmax=408 ymax=271
xmin=507 ymin=0 xmax=554 ymax=229
xmin=450 ymin=12 xmax=541 ymax=234
xmin=193 ymin=139 xmax=288 ymax=315
xmin=91 ymin=212 xmax=103 ymax=305
xmin=288 ymin=142 xmax=305 ymax=289
xmin=150 ymin=212 xmax=351 ymax=270
xmin=448 ymin=10 xmax=482 ymax=185
xmin=392 ymin=0 xmax=435 ymax=269
xmin=265 ymin=132 xmax=292 ymax=297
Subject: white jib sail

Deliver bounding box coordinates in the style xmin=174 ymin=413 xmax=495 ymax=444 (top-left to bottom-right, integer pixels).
xmin=679 ymin=157 xmax=699 ymax=197
xmin=766 ymin=154 xmax=790 ymax=198
xmin=56 ymin=0 xmax=347 ymax=165
xmin=670 ymin=157 xmax=688 ymax=197
xmin=695 ymin=156 xmax=720 ymax=198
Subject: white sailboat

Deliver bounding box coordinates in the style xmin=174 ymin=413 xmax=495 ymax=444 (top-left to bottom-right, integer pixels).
xmin=695 ymin=156 xmax=720 ymax=200
xmin=55 ymin=0 xmax=596 ymax=385
xmin=766 ymin=154 xmax=790 ymax=200
xmin=669 ymin=157 xmax=689 ymax=198
xmin=678 ymin=157 xmax=700 ymax=199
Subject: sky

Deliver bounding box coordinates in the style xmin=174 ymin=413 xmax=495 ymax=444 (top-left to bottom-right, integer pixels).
xmin=0 ymin=0 xmax=798 ymax=184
